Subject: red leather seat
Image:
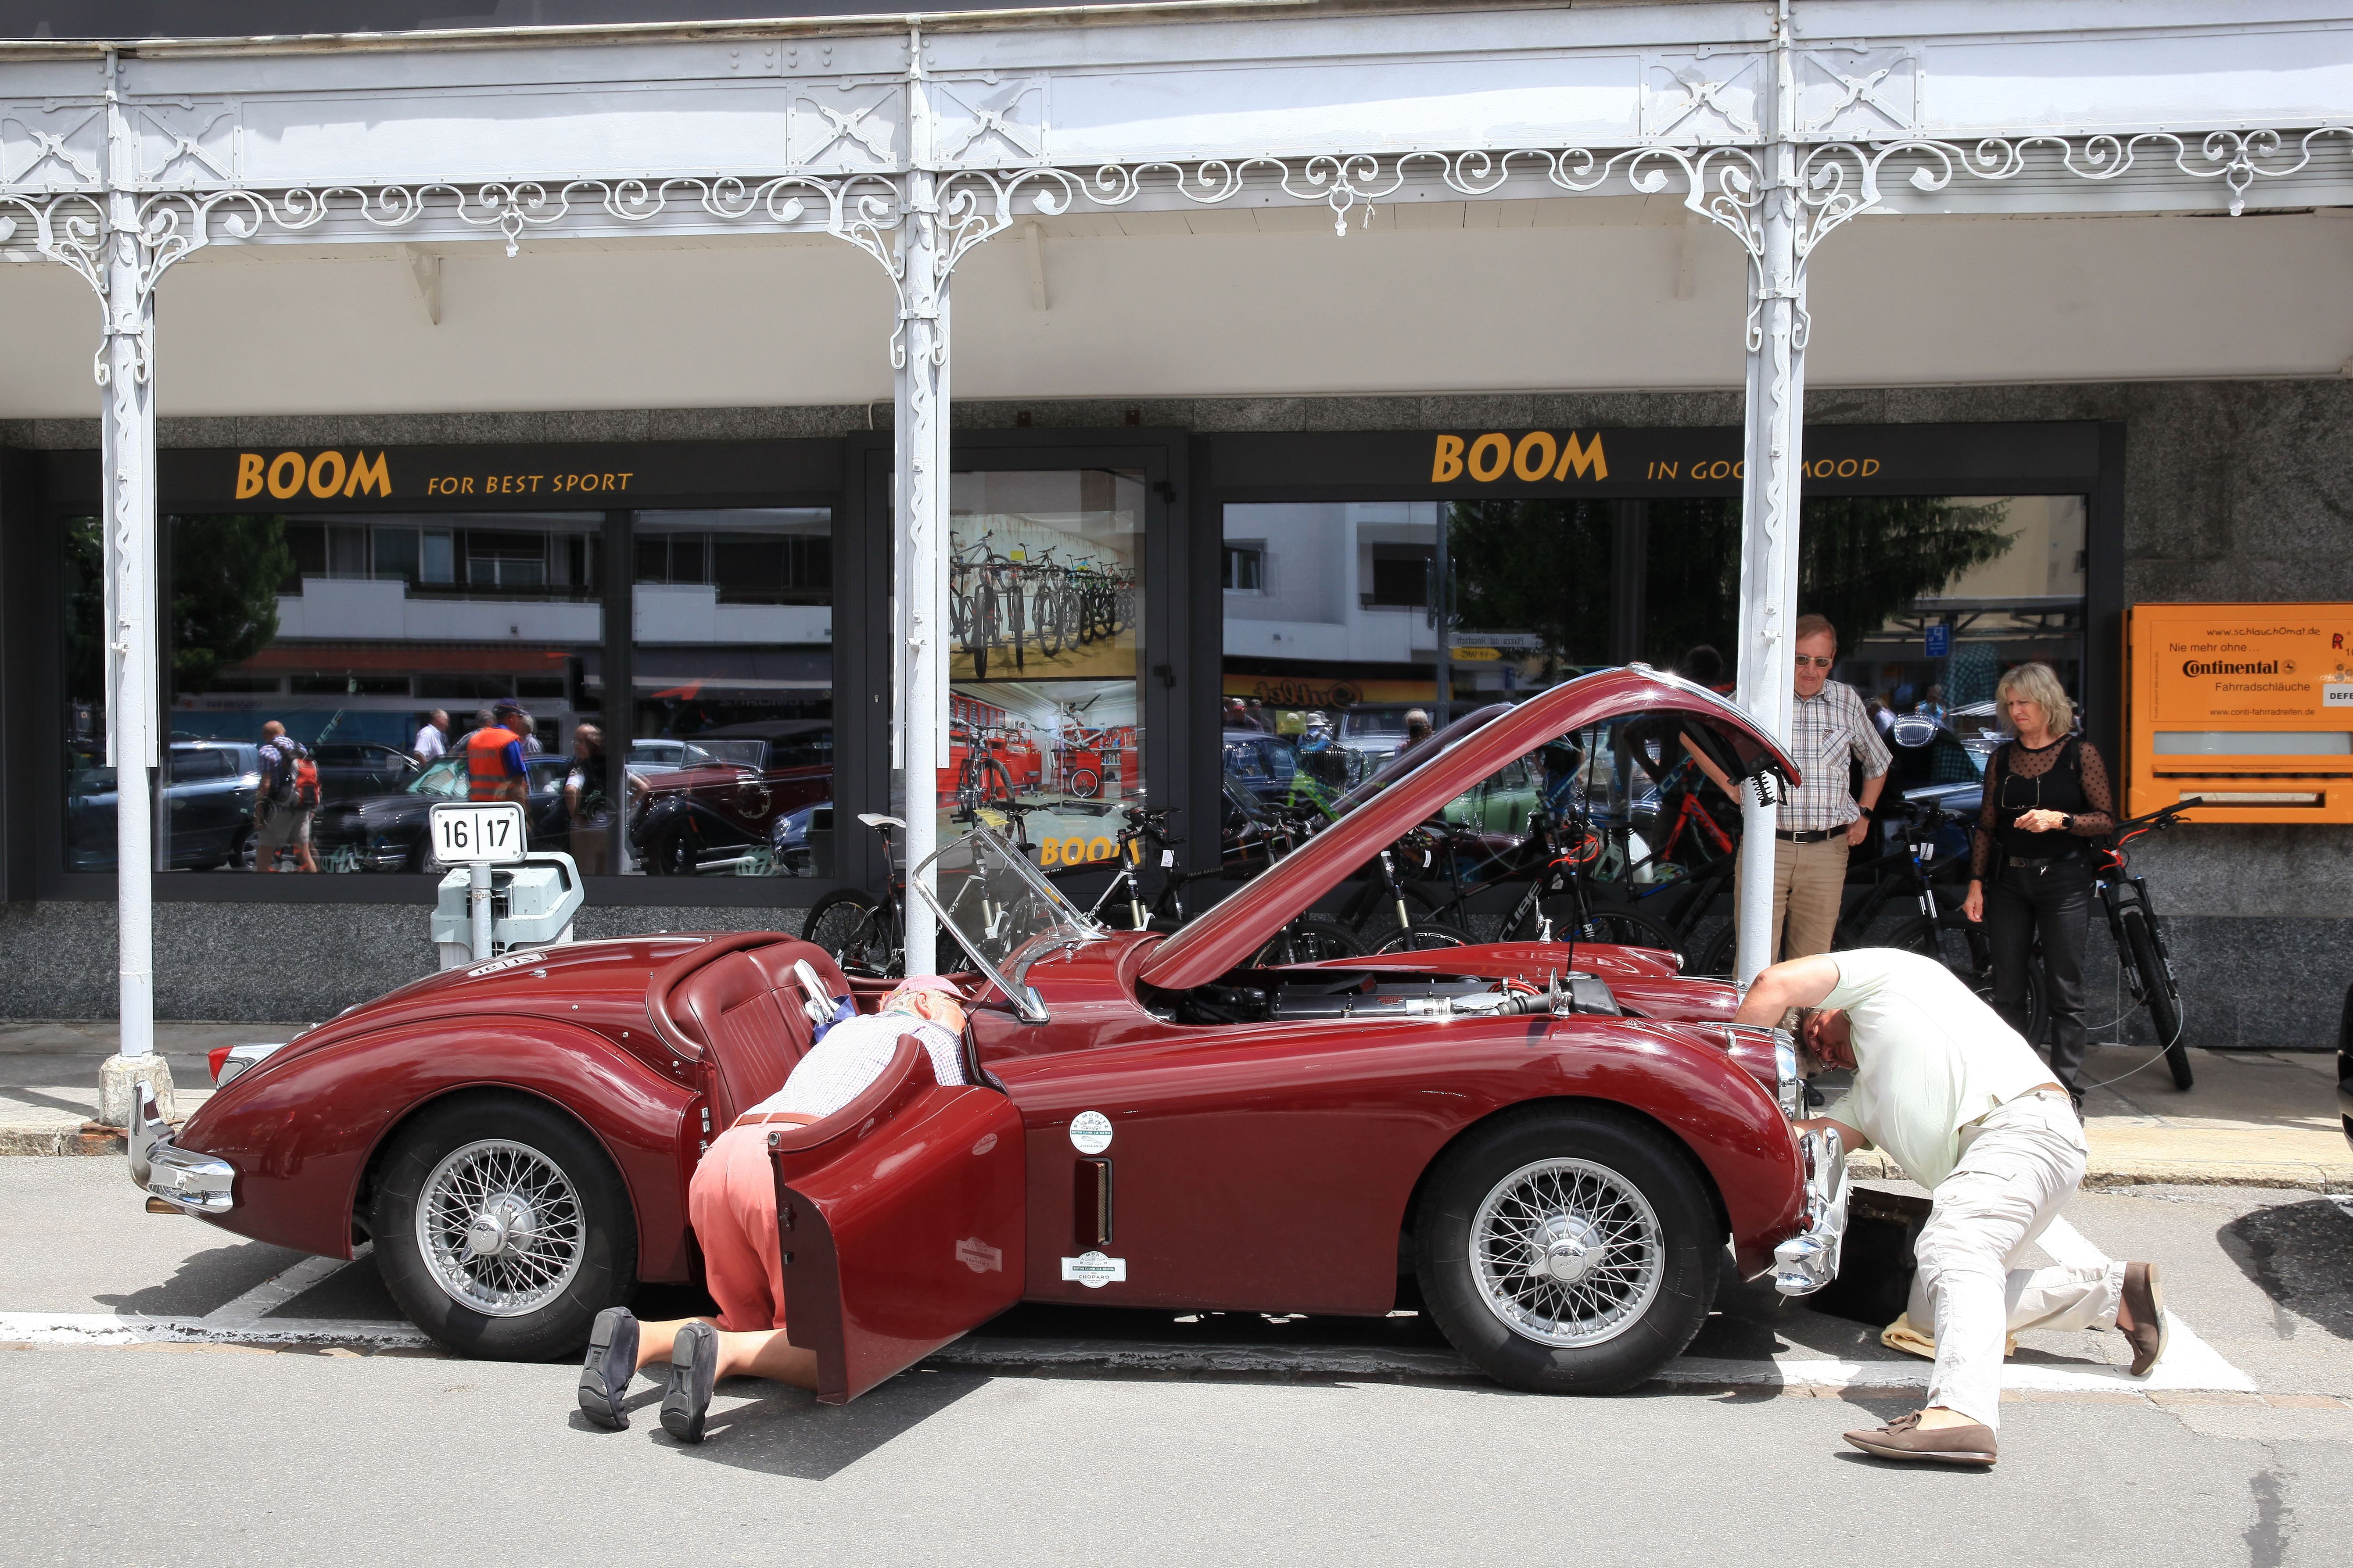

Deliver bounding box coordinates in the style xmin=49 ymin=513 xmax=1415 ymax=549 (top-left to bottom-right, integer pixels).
xmin=667 ymin=939 xmax=853 ymax=1125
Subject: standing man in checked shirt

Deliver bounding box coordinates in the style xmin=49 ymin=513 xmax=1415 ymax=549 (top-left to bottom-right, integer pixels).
xmin=1766 ymin=612 xmax=1893 ymax=961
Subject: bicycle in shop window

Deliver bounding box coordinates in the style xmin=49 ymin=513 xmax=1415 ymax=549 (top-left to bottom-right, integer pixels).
xmin=950 ymin=532 xmax=1029 ymax=680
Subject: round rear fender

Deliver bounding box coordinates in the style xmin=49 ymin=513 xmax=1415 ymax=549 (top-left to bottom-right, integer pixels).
xmin=188 ymin=1020 xmax=695 ymax=1274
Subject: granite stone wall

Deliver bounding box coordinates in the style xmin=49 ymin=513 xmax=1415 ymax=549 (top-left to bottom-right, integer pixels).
xmin=7 ymin=377 xmax=2346 ymax=1043
xmin=0 ymin=900 xmax=811 ymax=1025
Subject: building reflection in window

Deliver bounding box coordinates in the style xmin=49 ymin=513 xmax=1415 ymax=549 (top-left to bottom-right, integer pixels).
xmin=85 ymin=511 xmax=606 ymax=875
xmin=624 ymin=508 xmax=834 ymax=879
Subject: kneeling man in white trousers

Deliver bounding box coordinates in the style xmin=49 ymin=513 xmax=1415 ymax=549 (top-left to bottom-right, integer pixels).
xmin=1737 ymin=948 xmax=2167 ymax=1467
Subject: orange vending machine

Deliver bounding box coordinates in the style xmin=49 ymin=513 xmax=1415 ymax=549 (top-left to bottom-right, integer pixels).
xmin=2127 ymin=603 xmax=2353 ymax=821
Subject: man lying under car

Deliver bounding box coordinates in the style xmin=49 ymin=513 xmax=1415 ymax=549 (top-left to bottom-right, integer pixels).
xmin=572 ymin=975 xmax=971 ymax=1443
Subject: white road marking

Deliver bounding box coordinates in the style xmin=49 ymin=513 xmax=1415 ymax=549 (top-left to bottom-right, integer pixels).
xmin=2037 ymin=1215 xmax=2253 ymax=1392
xmin=201 ymin=1253 xmax=355 ymax=1326
xmin=0 ymin=1311 xmax=431 ymax=1349
xmin=0 ymin=1217 xmax=2259 ymax=1395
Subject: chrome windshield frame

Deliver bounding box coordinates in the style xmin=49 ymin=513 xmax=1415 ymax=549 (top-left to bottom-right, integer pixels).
xmin=908 ymin=825 xmax=1103 ymax=1023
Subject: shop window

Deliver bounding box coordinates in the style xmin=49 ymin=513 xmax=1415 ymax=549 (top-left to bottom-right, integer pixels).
xmin=1222 ymin=543 xmax=1265 ymax=593
xmin=1365 ymin=548 xmax=1430 ymax=609
xmin=65 ymin=510 xmax=607 ymax=876
xmin=626 ymin=508 xmax=834 ymax=880
xmin=943 ymin=469 xmax=1145 ymax=871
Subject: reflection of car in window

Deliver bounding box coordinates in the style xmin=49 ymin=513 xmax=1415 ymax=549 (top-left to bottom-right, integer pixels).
xmin=69 ymin=741 xmax=262 ymax=871
xmin=312 ymin=741 xmax=423 ymax=802
xmin=628 ymin=721 xmax=833 ymax=877
xmin=310 ymin=754 xmax=570 ymax=872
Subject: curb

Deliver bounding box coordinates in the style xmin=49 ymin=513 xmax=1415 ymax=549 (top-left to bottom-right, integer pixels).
xmin=0 ymin=1122 xmax=128 ymax=1157
xmin=1844 ymin=1148 xmax=2351 ymax=1195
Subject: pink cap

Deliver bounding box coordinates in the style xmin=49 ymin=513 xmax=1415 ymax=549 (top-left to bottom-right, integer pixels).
xmin=888 ymin=974 xmax=969 ymax=1002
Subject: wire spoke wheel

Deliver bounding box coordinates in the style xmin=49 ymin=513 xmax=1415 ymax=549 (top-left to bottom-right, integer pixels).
xmin=414 ymin=1138 xmax=586 ymax=1318
xmin=1469 ymin=1157 xmax=1663 ymax=1349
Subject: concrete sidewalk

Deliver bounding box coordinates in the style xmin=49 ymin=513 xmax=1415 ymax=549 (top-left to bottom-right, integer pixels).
xmin=0 ymin=1021 xmax=271 ymax=1155
xmin=4 ymin=1023 xmax=2347 ymax=1189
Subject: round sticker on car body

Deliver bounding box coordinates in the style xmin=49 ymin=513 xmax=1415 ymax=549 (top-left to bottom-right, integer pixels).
xmin=1069 ymin=1110 xmax=1113 ymax=1154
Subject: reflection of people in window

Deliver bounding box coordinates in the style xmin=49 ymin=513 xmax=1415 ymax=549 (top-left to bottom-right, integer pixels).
xmin=565 ymin=724 xmax=611 ymax=875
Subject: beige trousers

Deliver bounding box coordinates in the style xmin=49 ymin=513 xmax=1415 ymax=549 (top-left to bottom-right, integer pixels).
xmin=1910 ymin=1091 xmax=2123 ymax=1429
xmin=1754 ymin=834 xmax=1847 ymax=962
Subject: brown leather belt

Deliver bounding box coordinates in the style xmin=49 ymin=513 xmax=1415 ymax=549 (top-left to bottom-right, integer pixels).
xmin=733 ymin=1110 xmax=819 ymax=1130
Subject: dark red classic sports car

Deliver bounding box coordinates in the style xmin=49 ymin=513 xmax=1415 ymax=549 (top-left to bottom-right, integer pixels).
xmin=131 ymin=667 xmax=1850 ymax=1400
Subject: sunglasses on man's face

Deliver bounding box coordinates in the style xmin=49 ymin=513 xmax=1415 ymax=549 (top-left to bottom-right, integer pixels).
xmin=1794 ymin=655 xmax=1836 ymax=670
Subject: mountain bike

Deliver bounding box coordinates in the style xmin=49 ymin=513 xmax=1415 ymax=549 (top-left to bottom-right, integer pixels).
xmin=951 ymin=724 xmax=1018 ymax=812
xmin=2096 ymin=798 xmax=2197 ymax=1089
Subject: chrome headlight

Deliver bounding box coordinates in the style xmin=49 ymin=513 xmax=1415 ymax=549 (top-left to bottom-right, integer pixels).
xmin=1773 ymin=1030 xmax=1802 ymax=1120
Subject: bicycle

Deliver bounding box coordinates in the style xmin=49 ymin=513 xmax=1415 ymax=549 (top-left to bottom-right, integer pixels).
xmin=803 ymin=813 xmax=909 ymax=979
xmin=2094 ymin=798 xmax=2198 ymax=1089
xmin=951 ymin=723 xmax=1019 ymax=812
xmin=1402 ymin=809 xmax=1682 ymax=957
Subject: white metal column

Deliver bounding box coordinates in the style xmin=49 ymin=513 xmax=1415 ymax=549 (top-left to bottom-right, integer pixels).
xmin=891 ymin=32 xmax=951 ymax=977
xmin=1731 ymin=4 xmax=1809 ymax=988
xmin=100 ymin=57 xmax=159 ymax=1060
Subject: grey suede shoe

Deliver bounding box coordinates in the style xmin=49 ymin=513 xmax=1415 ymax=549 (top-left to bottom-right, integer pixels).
xmin=1843 ymin=1411 xmax=1998 ymax=1467
xmin=661 ymin=1320 xmax=719 ymax=1444
xmin=576 ymin=1307 xmax=639 ymax=1430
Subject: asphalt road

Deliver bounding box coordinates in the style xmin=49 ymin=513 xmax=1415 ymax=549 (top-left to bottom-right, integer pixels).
xmin=5 ymin=1157 xmax=2352 ymax=1566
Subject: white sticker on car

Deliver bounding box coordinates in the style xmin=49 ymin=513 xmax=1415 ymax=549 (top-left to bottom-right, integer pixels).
xmin=1061 ymin=1251 xmax=1126 ymax=1289
xmin=955 ymin=1238 xmax=1003 ymax=1274
xmin=1069 ymin=1110 xmax=1113 ymax=1154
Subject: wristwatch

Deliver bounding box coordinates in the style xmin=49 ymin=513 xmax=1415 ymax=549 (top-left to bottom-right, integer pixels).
xmin=2062 ymin=813 xmax=2075 ymax=830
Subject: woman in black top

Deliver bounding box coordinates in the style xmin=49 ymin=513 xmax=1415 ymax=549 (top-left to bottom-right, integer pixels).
xmin=1961 ymin=662 xmax=2114 ymax=1110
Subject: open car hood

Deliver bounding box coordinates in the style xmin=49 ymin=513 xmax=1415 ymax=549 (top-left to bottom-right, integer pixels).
xmin=1139 ymin=665 xmax=1799 ymax=992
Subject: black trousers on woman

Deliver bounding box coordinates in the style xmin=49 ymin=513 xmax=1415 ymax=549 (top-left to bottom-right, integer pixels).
xmin=1984 ymin=854 xmax=2093 ymax=1100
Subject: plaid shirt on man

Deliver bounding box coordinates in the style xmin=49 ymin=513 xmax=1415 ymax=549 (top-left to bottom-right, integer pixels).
xmin=1782 ymin=679 xmax=1892 ymax=832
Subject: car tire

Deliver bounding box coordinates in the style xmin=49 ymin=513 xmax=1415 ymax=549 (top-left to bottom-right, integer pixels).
xmin=371 ymin=1092 xmax=637 ymax=1362
xmin=1414 ymin=1103 xmax=1717 ymax=1395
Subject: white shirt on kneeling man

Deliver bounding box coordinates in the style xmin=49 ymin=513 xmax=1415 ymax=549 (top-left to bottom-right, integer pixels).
xmin=741 ymin=975 xmax=969 ymax=1125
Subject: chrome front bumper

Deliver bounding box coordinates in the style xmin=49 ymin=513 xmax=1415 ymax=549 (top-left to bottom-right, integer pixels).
xmin=1771 ymin=1126 xmax=1849 ymax=1296
xmin=127 ymin=1083 xmax=236 ymax=1216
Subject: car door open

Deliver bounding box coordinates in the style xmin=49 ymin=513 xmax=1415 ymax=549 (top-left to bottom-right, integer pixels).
xmin=769 ymin=1035 xmax=1026 ymax=1404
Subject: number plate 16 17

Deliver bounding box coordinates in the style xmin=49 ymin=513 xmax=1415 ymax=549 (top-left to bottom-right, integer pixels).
xmin=428 ymin=801 xmax=528 ymax=864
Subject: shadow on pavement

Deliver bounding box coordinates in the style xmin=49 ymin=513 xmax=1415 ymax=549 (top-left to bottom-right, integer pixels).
xmin=93 ymin=1236 xmax=309 ymax=1318
xmin=658 ymin=1368 xmax=991 ymax=1480
xmin=2220 ymin=1197 xmax=2353 ymax=1341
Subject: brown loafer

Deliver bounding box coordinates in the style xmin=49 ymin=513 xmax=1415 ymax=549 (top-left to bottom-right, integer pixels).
xmin=1843 ymin=1410 xmax=1998 ymax=1467
xmin=2118 ymin=1261 xmax=2168 ymax=1377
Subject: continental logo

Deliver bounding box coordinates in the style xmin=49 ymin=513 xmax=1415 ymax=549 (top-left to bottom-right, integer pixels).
xmin=236 ymin=449 xmax=391 ymax=501
xmin=2184 ymin=659 xmax=2286 ymax=676
xmin=1432 ymin=432 xmax=1608 ymax=484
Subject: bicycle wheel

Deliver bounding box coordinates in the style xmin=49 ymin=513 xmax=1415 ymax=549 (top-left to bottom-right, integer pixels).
xmin=1374 ymin=921 xmax=1474 ymax=955
xmin=1254 ymin=913 xmax=1364 ymax=966
xmin=1693 ymin=922 xmax=1736 ymax=981
xmin=1890 ymin=911 xmax=2049 ymax=1045
xmin=1033 ymin=581 xmax=1062 ymax=656
xmin=977 ymin=756 xmax=1016 ymax=806
xmin=806 ymin=890 xmax=899 ymax=977
xmin=1004 ymin=572 xmax=1026 ymax=673
xmin=968 ymin=580 xmax=996 ymax=680
xmin=1567 ymin=907 xmax=1683 ymax=957
xmin=2119 ymin=906 xmax=2190 ymax=1089
xmin=1068 ymin=766 xmax=1101 ymax=799
xmin=1351 ymin=884 xmax=1441 ymax=947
